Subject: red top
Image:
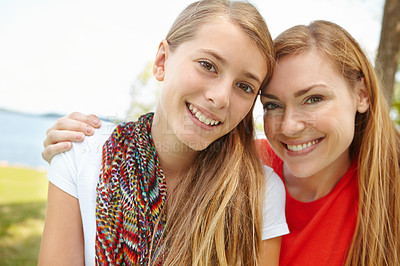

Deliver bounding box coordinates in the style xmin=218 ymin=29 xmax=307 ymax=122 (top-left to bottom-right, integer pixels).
xmin=256 ymin=139 xmax=358 ymax=266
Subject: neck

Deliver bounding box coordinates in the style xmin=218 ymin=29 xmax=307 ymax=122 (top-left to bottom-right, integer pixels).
xmin=151 ymin=108 xmax=199 ymax=193
xmin=283 ymin=153 xmax=352 ymax=202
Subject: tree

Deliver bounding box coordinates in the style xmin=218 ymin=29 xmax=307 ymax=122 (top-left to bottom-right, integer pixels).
xmin=126 ymin=61 xmax=160 ymax=122
xmin=375 ymin=0 xmax=400 ymax=105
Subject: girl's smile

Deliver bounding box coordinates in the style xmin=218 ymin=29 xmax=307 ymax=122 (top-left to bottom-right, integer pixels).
xmin=187 ymin=102 xmax=222 ymax=130
xmin=153 ymin=18 xmax=268 ymax=152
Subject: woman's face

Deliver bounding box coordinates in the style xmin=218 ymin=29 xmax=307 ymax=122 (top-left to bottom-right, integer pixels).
xmin=261 ymin=49 xmax=368 ymax=179
xmin=154 ymin=19 xmax=268 ymax=151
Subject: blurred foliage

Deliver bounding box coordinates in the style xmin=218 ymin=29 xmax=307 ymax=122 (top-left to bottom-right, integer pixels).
xmin=390 ymin=77 xmax=400 ymax=128
xmin=126 ymin=61 xmax=160 ymax=122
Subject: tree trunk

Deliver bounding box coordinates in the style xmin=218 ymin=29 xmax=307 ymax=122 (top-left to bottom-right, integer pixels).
xmin=375 ymin=0 xmax=400 ymax=106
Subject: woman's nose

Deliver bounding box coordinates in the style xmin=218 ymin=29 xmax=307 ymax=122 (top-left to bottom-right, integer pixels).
xmin=279 ymin=109 xmax=307 ymax=136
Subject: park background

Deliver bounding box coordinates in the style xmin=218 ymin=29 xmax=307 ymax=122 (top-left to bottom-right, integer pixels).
xmin=0 ymin=0 xmax=399 ymax=264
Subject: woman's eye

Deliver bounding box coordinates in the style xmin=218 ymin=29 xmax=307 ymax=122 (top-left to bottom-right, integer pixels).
xmin=305 ymin=96 xmax=322 ymax=104
xmin=200 ymin=61 xmax=216 ymax=72
xmin=236 ymin=82 xmax=254 ymax=93
xmin=263 ymin=102 xmax=281 ymax=111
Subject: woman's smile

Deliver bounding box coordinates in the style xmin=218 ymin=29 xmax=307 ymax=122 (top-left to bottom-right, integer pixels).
xmin=282 ymin=137 xmax=325 ymax=155
xmin=262 ymin=48 xmax=360 ymax=178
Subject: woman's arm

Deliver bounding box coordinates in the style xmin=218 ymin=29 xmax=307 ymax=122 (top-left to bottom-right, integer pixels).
xmin=259 ymin=237 xmax=282 ymax=266
xmin=42 ymin=112 xmax=101 ymax=163
xmin=38 ymin=182 xmax=84 ymax=265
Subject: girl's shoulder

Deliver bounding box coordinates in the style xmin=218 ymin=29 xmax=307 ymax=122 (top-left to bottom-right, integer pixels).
xmin=47 ymin=121 xmax=116 ymax=196
xmin=261 ymin=165 xmax=289 ymax=239
xmin=263 ymin=165 xmax=285 ymax=194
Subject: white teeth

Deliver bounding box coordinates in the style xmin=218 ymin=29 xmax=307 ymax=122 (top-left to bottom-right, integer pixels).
xmin=287 ymin=139 xmax=320 ymax=152
xmin=199 ymin=114 xmax=206 ymax=122
xmin=188 ymin=103 xmax=220 ymax=126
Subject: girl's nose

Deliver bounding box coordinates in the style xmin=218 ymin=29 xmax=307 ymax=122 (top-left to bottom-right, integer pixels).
xmin=205 ymin=80 xmax=232 ymax=109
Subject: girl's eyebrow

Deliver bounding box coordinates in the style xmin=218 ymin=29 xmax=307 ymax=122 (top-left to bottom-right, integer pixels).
xmin=199 ymin=49 xmax=262 ymax=84
xmin=199 ymin=49 xmax=226 ymax=64
xmin=243 ymin=72 xmax=262 ymax=84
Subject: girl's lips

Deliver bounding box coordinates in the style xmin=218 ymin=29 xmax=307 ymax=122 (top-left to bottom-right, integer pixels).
xmin=187 ymin=103 xmax=222 ymax=126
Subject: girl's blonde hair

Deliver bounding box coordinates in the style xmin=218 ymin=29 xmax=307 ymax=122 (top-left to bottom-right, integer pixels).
xmin=273 ymin=20 xmax=400 ymax=265
xmin=152 ymin=0 xmax=274 ymax=265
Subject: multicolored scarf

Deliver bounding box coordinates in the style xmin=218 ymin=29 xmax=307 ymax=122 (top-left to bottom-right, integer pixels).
xmin=95 ymin=113 xmax=167 ymax=265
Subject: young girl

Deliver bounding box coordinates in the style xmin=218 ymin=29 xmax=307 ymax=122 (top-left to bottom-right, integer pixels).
xmin=38 ymin=0 xmax=288 ymax=265
xmin=259 ymin=20 xmax=400 ymax=265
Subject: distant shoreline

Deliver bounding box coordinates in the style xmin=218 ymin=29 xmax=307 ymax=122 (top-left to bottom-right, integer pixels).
xmin=0 ymin=108 xmax=64 ymax=119
xmin=0 ymin=108 xmax=121 ymax=122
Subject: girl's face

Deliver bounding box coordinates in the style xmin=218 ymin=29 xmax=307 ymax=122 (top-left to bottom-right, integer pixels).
xmin=154 ymin=19 xmax=268 ymax=151
xmin=261 ymin=49 xmax=368 ymax=179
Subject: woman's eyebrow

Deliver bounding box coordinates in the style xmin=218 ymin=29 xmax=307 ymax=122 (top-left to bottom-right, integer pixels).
xmin=261 ymin=83 xmax=328 ymax=99
xmin=260 ymin=93 xmax=279 ymax=100
xmin=293 ymin=84 xmax=328 ymax=97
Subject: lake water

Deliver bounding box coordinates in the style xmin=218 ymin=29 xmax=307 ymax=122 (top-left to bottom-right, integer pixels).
xmin=0 ymin=110 xmax=60 ymax=168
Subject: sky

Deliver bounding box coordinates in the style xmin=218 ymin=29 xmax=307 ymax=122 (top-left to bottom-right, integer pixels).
xmin=0 ymin=0 xmax=384 ymax=120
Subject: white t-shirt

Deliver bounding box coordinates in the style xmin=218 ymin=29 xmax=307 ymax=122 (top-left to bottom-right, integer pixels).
xmin=48 ymin=122 xmax=288 ymax=265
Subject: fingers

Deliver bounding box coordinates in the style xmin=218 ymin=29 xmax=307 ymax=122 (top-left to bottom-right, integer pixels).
xmin=43 ymin=130 xmax=85 ymax=148
xmin=42 ymin=130 xmax=85 ymax=163
xmin=46 ymin=114 xmax=100 ymax=137
xmin=42 ymin=142 xmax=72 ymax=163
xmin=67 ymin=112 xmax=101 ymax=128
xmin=42 ymin=112 xmax=102 ymax=163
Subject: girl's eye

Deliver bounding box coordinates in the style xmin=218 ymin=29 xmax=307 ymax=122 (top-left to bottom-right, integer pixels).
xmin=200 ymin=61 xmax=216 ymax=72
xmin=305 ymin=96 xmax=322 ymax=104
xmin=236 ymin=82 xmax=255 ymax=93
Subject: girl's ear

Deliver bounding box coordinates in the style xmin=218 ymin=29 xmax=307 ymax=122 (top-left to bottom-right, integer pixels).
xmin=356 ymin=78 xmax=369 ymax=113
xmin=153 ymin=40 xmax=170 ymax=81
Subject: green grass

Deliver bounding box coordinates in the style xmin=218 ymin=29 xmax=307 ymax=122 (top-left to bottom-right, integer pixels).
xmin=0 ymin=166 xmax=48 ymax=266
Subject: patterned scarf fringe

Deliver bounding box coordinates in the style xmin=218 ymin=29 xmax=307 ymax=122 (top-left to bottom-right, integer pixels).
xmin=95 ymin=113 xmax=167 ymax=265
